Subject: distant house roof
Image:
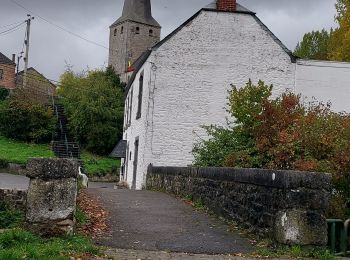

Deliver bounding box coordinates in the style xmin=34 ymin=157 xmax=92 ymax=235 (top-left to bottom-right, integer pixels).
xmin=17 ymin=67 xmax=57 ymax=89
xmin=0 ymin=52 xmax=15 ymax=65
xmin=125 ymin=1 xmax=296 ymax=92
xmin=110 ymin=140 xmax=127 ymax=158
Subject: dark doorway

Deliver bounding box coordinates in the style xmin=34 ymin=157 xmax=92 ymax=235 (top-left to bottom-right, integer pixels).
xmin=132 ymin=137 xmax=139 ymax=190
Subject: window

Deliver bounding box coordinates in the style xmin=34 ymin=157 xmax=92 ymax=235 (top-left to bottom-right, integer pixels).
xmin=135 ymin=27 xmax=140 ymax=34
xmin=114 ymin=28 xmax=117 ymax=36
xmin=136 ymin=72 xmax=144 ymax=119
xmin=121 ymin=26 xmax=124 ymax=34
xmin=149 ymin=29 xmax=153 ymax=37
xmin=124 ymin=98 xmax=129 ymax=129
xmin=128 ymin=88 xmax=133 ymax=125
xmin=0 ymin=69 xmax=3 ymax=80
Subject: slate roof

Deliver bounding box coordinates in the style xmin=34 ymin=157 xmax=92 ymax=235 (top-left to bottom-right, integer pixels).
xmin=125 ymin=1 xmax=296 ymax=92
xmin=111 ymin=0 xmax=160 ymax=28
xmin=110 ymin=140 xmax=127 ymax=158
xmin=0 ymin=52 xmax=15 ymax=65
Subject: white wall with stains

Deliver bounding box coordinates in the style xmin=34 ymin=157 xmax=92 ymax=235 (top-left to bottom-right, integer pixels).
xmin=122 ymin=10 xmax=296 ymax=189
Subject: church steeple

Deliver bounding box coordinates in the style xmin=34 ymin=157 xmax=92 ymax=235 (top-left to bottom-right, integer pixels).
xmin=108 ymin=0 xmax=161 ymax=82
xmin=116 ymin=0 xmax=160 ymax=28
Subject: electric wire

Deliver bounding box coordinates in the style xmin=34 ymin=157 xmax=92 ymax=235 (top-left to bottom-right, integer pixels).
xmin=8 ymin=0 xmax=114 ymax=52
xmin=0 ymin=21 xmax=25 ymax=36
xmin=0 ymin=20 xmax=24 ymax=29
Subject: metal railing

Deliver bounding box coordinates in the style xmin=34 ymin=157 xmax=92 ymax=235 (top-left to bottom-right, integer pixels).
xmin=52 ymin=141 xmax=81 ymax=159
xmin=327 ymin=219 xmax=350 ymax=256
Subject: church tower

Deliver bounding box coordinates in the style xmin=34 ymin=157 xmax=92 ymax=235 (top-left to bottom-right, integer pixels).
xmin=108 ymin=0 xmax=161 ymax=82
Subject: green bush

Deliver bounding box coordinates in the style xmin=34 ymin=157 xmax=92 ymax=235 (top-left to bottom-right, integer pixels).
xmin=0 ymin=87 xmax=9 ymax=101
xmin=0 ymin=99 xmax=55 ymax=143
xmin=193 ymin=80 xmax=350 ymax=218
xmin=0 ymin=159 xmax=8 ymax=169
xmin=58 ymin=66 xmax=124 ymax=155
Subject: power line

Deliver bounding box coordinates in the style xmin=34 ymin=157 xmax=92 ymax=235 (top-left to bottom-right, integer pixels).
xmin=0 ymin=20 xmax=24 ymax=29
xmin=0 ymin=21 xmax=25 ymax=36
xmin=8 ymin=0 xmax=113 ymax=52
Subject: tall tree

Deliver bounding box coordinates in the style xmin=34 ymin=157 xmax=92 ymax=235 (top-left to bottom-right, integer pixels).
xmin=58 ymin=67 xmax=125 ymax=155
xmin=328 ymin=0 xmax=350 ymax=61
xmin=294 ymin=29 xmax=330 ymax=60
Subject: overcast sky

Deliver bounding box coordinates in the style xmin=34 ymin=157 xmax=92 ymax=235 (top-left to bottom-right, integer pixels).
xmin=0 ymin=0 xmax=337 ymax=81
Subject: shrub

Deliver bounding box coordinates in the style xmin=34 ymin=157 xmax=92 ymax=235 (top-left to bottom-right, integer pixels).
xmin=0 ymin=99 xmax=55 ymax=143
xmin=0 ymin=87 xmax=9 ymax=101
xmin=193 ymin=80 xmax=350 ymax=218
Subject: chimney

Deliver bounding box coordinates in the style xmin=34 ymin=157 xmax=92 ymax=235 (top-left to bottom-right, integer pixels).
xmin=12 ymin=54 xmax=16 ymax=63
xmin=217 ymin=0 xmax=237 ymax=12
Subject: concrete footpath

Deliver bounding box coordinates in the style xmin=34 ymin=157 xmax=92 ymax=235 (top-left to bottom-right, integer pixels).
xmin=0 ymin=172 xmax=29 ymax=190
xmin=0 ymin=173 xmax=255 ymax=258
xmin=87 ymin=187 xmax=254 ymax=255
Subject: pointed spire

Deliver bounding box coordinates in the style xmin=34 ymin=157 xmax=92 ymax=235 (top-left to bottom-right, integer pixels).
xmin=111 ymin=0 xmax=160 ymax=28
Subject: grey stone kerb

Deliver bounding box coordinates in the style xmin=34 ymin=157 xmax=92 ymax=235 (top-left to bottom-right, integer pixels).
xmin=25 ymin=158 xmax=79 ymax=237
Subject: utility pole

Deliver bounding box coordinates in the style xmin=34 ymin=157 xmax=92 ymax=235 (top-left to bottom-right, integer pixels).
xmin=23 ymin=14 xmax=34 ymax=88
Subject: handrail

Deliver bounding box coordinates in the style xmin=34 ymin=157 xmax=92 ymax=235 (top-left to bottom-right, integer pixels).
xmin=327 ymin=219 xmax=350 ymax=256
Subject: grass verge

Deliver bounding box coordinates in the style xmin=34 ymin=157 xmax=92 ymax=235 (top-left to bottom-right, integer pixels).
xmin=0 ymin=229 xmax=100 ymax=260
xmin=0 ymin=198 xmax=101 ymax=259
xmin=0 ymin=202 xmax=25 ymax=229
xmin=252 ymin=243 xmax=336 ymax=259
xmin=0 ymin=135 xmax=120 ymax=176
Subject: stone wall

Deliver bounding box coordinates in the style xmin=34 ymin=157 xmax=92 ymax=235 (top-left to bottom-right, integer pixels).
xmin=108 ymin=21 xmax=160 ymax=80
xmin=146 ymin=166 xmax=331 ymax=246
xmin=0 ymin=189 xmax=27 ymax=210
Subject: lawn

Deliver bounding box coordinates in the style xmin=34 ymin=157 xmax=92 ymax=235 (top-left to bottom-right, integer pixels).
xmin=0 ymin=202 xmax=101 ymax=259
xmin=0 ymin=136 xmax=120 ymax=175
xmin=0 ymin=229 xmax=100 ymax=260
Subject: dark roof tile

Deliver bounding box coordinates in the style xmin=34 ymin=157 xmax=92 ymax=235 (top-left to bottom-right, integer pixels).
xmin=110 ymin=140 xmax=127 ymax=158
xmin=0 ymin=52 xmax=15 ymax=65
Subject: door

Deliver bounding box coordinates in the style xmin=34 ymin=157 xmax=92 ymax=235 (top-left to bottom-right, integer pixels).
xmin=132 ymin=137 xmax=139 ymax=190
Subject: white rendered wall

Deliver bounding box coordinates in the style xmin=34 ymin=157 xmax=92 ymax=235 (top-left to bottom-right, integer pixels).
xmin=123 ymin=11 xmax=296 ymax=189
xmin=122 ymin=60 xmax=154 ymax=190
xmin=295 ymin=59 xmax=350 ymax=113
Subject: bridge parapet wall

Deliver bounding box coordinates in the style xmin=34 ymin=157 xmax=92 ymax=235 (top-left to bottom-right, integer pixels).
xmin=146 ymin=165 xmax=331 ymax=246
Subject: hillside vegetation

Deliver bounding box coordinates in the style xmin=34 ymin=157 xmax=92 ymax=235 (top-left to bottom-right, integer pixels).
xmin=0 ymin=136 xmax=120 ymax=176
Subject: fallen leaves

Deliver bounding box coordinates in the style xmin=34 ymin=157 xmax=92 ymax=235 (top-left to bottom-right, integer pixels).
xmin=77 ymin=191 xmax=109 ymax=237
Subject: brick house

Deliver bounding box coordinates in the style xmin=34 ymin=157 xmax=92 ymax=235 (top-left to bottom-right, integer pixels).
xmin=0 ymin=52 xmax=16 ymax=89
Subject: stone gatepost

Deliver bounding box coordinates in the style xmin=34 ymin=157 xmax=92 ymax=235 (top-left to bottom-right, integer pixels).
xmin=25 ymin=158 xmax=79 ymax=237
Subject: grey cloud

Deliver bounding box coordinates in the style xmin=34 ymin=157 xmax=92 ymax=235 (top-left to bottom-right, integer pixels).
xmin=0 ymin=0 xmax=337 ymax=81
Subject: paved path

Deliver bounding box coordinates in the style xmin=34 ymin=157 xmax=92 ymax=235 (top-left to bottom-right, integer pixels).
xmin=0 ymin=174 xmax=254 ymax=256
xmin=105 ymin=248 xmax=246 ymax=259
xmin=88 ymin=187 xmax=254 ymax=255
xmin=0 ymin=173 xmax=29 ymax=190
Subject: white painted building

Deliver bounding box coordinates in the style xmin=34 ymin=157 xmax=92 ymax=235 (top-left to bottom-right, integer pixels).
xmin=112 ymin=0 xmax=350 ymax=190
